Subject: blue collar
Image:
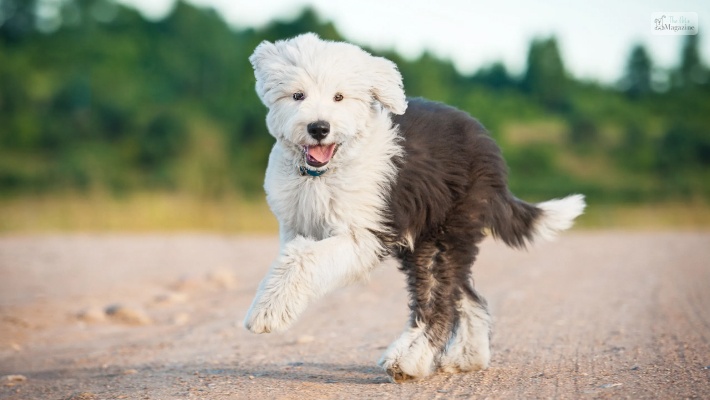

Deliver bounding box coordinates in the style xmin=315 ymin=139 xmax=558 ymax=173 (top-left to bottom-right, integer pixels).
xmin=299 ymin=166 xmax=328 ymax=177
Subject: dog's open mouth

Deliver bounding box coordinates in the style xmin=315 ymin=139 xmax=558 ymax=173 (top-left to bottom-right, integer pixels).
xmin=303 ymin=144 xmax=338 ymax=167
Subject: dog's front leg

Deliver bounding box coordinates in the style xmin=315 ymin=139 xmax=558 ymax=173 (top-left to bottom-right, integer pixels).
xmin=242 ymin=235 xmax=315 ymax=334
xmin=244 ymin=233 xmax=380 ymax=333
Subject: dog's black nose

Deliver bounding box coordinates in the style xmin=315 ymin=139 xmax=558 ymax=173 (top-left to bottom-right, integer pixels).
xmin=307 ymin=121 xmax=330 ymax=140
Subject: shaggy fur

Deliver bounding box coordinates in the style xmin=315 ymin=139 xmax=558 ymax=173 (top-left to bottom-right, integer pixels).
xmin=244 ymin=33 xmax=586 ymax=383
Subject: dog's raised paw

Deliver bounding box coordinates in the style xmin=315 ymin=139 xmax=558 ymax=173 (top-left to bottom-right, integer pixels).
xmin=243 ymin=302 xmax=294 ymax=334
xmin=243 ymin=305 xmax=272 ymax=333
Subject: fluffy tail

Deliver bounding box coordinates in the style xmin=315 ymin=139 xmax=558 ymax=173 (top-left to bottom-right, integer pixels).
xmin=488 ymin=193 xmax=586 ymax=249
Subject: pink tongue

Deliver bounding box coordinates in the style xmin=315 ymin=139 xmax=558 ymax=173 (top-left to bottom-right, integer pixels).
xmin=307 ymin=144 xmax=336 ymax=163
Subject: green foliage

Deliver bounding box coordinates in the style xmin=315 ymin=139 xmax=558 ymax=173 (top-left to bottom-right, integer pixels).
xmin=522 ymin=37 xmax=569 ymax=111
xmin=0 ymin=0 xmax=36 ymax=43
xmin=657 ymin=120 xmax=710 ymax=172
xmin=0 ymin=0 xmax=708 ymax=206
xmin=675 ymin=34 xmax=709 ymax=89
xmin=621 ymin=44 xmax=653 ymax=98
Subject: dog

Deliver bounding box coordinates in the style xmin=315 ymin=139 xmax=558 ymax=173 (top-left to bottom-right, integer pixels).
xmin=244 ymin=33 xmax=585 ymax=383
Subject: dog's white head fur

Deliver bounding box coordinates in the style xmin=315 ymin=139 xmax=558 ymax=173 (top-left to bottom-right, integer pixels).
xmin=250 ymin=33 xmax=407 ymax=172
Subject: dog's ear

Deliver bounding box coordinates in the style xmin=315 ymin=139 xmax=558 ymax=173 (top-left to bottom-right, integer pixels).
xmin=249 ymin=40 xmax=281 ymax=105
xmin=369 ymin=56 xmax=407 ymax=115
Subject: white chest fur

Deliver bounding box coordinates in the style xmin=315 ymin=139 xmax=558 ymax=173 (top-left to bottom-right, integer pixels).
xmin=264 ymin=115 xmax=402 ymax=243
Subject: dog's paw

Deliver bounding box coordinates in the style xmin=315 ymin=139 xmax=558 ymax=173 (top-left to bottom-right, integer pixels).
xmin=243 ymin=304 xmax=273 ymax=334
xmin=378 ymin=326 xmax=438 ymax=383
xmin=438 ymin=343 xmax=490 ymax=373
xmin=381 ymin=362 xmax=418 ymax=383
xmin=439 ymin=298 xmax=491 ymax=373
xmin=243 ymin=297 xmax=298 ymax=334
xmin=438 ymin=329 xmax=490 ymax=372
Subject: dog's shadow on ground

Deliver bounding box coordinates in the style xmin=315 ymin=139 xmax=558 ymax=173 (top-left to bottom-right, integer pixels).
xmin=14 ymin=362 xmax=392 ymax=394
xmin=200 ymin=362 xmax=392 ymax=385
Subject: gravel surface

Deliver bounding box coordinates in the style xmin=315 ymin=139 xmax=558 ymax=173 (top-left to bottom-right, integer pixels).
xmin=1 ymin=232 xmax=709 ymax=399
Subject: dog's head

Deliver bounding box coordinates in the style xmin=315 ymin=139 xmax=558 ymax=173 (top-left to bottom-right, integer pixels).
xmin=249 ymin=33 xmax=407 ymax=172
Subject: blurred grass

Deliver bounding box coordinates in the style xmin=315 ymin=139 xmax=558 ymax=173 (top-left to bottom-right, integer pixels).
xmin=578 ymin=201 xmax=710 ymax=230
xmin=0 ymin=193 xmax=278 ymax=234
xmin=1 ymin=194 xmax=709 ymax=234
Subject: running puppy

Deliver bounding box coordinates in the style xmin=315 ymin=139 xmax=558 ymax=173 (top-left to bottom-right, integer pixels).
xmin=244 ymin=33 xmax=585 ymax=383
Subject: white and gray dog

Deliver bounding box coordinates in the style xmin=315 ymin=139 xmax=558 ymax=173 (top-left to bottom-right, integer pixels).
xmin=244 ymin=33 xmax=585 ymax=383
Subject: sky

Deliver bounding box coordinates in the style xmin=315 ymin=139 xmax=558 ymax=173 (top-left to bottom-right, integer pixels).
xmin=117 ymin=0 xmax=710 ymax=84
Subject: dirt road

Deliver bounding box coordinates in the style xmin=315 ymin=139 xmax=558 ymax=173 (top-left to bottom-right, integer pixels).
xmin=1 ymin=232 xmax=709 ymax=399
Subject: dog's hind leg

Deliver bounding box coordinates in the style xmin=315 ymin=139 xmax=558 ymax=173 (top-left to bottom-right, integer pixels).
xmin=378 ymin=237 xmax=454 ymax=382
xmin=439 ymin=279 xmax=491 ymax=373
xmin=379 ymin=210 xmax=486 ymax=382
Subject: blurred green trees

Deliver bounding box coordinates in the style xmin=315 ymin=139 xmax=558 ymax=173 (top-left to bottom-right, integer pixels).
xmin=522 ymin=37 xmax=569 ymax=111
xmin=622 ymin=44 xmax=653 ymax=98
xmin=0 ymin=0 xmax=708 ymax=203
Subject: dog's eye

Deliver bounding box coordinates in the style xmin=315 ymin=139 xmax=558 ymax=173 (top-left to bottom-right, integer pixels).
xmin=293 ymin=92 xmax=305 ymax=101
xmin=333 ymin=93 xmax=344 ymax=102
